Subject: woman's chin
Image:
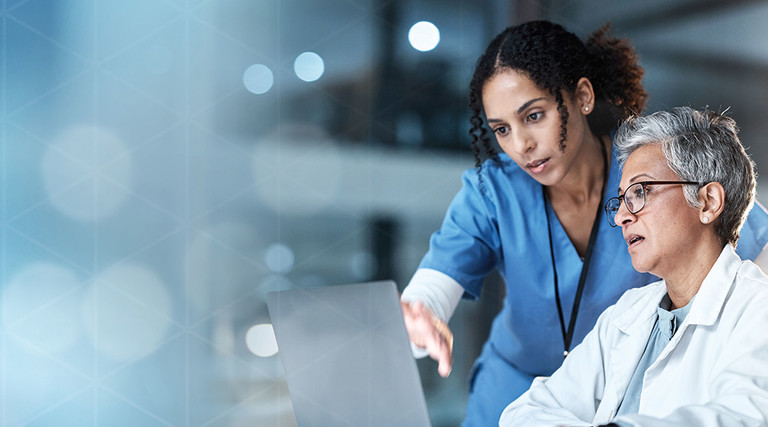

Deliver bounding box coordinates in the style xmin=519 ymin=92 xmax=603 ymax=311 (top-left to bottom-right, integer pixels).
xmin=527 ymin=168 xmax=562 ymax=187
xmin=630 ymin=257 xmax=652 ymax=274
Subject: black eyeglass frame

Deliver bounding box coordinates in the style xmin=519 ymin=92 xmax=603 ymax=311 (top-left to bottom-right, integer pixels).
xmin=604 ymin=180 xmax=703 ymax=227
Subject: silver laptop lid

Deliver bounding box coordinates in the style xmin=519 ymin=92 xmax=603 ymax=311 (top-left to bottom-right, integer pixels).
xmin=266 ymin=280 xmax=432 ymax=427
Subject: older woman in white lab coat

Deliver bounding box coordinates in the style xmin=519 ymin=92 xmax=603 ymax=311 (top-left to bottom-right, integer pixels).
xmin=500 ymin=107 xmax=768 ymax=427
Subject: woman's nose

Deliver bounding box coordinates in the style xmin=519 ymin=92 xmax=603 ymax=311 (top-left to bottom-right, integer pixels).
xmin=510 ymin=127 xmax=534 ymax=155
xmin=613 ymin=199 xmax=635 ymax=226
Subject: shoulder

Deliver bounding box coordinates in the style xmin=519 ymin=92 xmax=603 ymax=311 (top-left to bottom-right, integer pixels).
xmin=746 ymin=200 xmax=768 ymax=223
xmin=720 ymin=259 xmax=768 ymax=343
xmin=735 ymin=260 xmax=768 ymax=300
xmin=737 ymin=201 xmax=768 ymax=257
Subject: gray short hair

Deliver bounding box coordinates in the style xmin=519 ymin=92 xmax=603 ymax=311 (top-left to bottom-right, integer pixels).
xmin=614 ymin=106 xmax=755 ymax=246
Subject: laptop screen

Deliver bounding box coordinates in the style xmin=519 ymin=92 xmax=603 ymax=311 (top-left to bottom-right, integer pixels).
xmin=266 ymin=280 xmax=432 ymax=427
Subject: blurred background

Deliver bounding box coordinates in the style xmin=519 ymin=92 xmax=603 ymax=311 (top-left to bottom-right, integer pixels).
xmin=3 ymin=0 xmax=768 ymax=425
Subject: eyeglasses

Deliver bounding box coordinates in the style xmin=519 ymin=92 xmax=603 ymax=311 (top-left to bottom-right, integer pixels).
xmin=604 ymin=180 xmax=701 ymax=227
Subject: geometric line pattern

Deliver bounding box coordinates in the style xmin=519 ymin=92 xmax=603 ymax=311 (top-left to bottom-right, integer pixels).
xmin=0 ymin=1 xmax=504 ymax=426
xmin=5 ymin=1 xmax=768 ymax=426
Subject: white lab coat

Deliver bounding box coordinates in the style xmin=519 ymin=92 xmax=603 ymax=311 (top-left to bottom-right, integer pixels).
xmin=500 ymin=245 xmax=768 ymax=427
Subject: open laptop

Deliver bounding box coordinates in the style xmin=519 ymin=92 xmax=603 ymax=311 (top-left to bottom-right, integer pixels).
xmin=266 ymin=280 xmax=432 ymax=427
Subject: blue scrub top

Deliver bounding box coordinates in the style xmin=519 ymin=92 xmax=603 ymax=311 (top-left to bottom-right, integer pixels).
xmin=419 ymin=149 xmax=768 ymax=390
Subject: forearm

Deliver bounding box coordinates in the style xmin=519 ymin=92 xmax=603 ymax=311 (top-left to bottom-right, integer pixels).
xmin=401 ymin=268 xmax=464 ymax=358
xmin=401 ymin=268 xmax=464 ymax=323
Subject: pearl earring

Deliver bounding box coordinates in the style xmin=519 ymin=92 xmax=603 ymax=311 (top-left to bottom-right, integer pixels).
xmin=702 ymin=216 xmax=710 ymax=223
xmin=585 ymin=106 xmax=590 ymax=112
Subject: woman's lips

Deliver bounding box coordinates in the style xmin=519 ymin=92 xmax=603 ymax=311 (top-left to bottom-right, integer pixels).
xmin=526 ymin=158 xmax=549 ymax=174
xmin=626 ymin=233 xmax=645 ymax=249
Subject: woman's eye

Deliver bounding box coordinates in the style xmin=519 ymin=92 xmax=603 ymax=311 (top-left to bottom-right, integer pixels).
xmin=494 ymin=126 xmax=509 ymax=136
xmin=527 ymin=111 xmax=543 ymax=122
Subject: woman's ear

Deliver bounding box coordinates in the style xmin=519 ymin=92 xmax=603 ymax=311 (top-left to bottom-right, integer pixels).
xmin=698 ymin=182 xmax=725 ymax=224
xmin=575 ymin=77 xmax=596 ymax=115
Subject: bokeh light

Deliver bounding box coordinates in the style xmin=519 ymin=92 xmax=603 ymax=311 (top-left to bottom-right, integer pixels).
xmin=82 ymin=264 xmax=173 ymax=361
xmin=243 ymin=64 xmax=274 ymax=94
xmin=408 ymin=21 xmax=440 ymax=51
xmin=42 ymin=125 xmax=133 ymax=222
xmin=2 ymin=263 xmax=82 ymax=354
xmin=264 ymin=243 xmax=295 ymax=274
xmin=245 ymin=323 xmax=279 ymax=357
xmin=293 ymin=52 xmax=325 ymax=82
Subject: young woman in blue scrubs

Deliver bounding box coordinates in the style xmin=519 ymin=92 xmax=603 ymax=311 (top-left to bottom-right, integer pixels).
xmin=400 ymin=20 xmax=768 ymax=426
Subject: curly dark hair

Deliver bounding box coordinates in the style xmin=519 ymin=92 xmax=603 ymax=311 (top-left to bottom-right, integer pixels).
xmin=468 ymin=20 xmax=647 ymax=171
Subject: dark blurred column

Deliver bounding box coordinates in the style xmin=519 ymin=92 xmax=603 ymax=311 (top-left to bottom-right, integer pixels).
xmin=369 ymin=216 xmax=398 ymax=282
xmin=371 ymin=0 xmax=401 ymax=146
